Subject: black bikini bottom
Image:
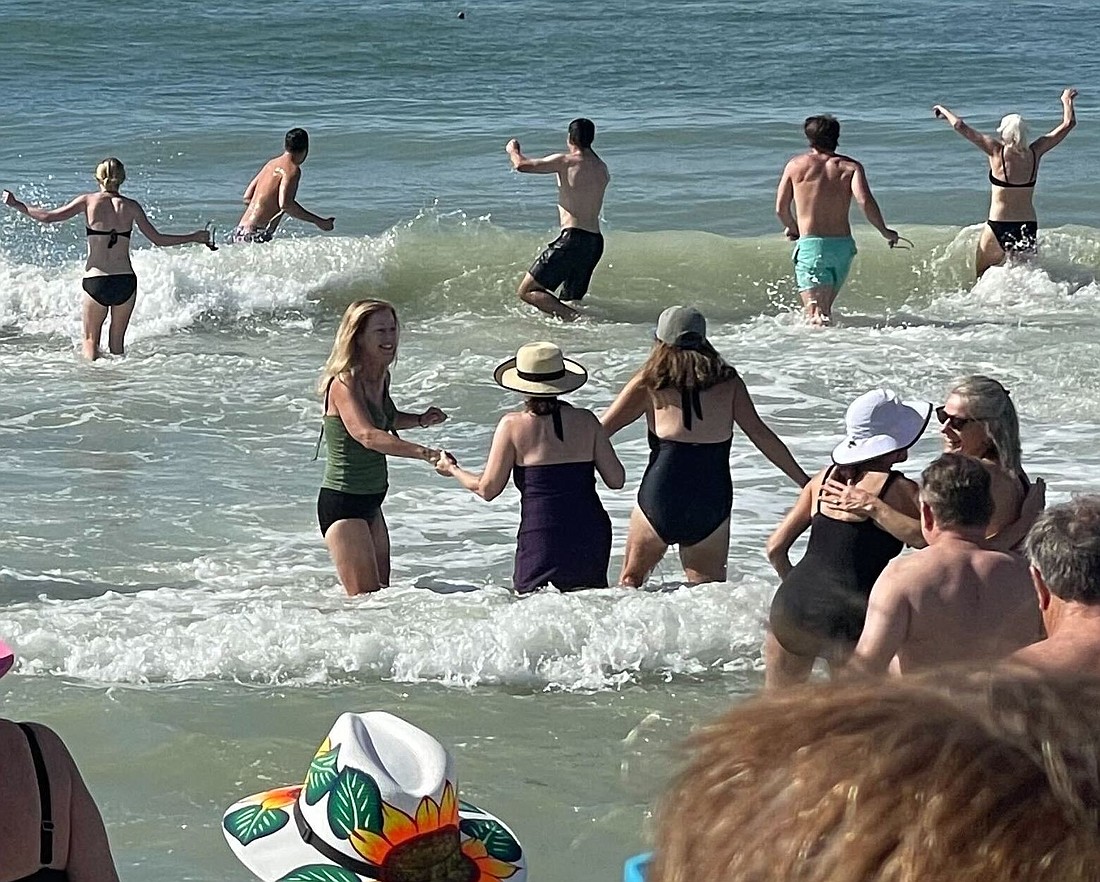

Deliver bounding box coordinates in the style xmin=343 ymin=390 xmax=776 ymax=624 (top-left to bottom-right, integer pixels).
xmin=82 ymin=274 xmax=137 ymax=307
xmin=987 ymin=220 xmax=1037 ymax=254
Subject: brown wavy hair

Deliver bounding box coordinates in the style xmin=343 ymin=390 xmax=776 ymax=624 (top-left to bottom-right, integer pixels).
xmin=637 ymin=340 xmax=738 ymax=393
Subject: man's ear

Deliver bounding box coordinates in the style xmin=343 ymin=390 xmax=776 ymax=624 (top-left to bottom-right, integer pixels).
xmin=920 ymin=499 xmax=935 ymax=533
xmin=1030 ymin=564 xmax=1053 ymax=611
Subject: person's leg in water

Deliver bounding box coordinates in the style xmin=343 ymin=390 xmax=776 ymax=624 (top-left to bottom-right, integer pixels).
xmin=325 ymin=518 xmax=382 ymax=595
xmin=106 ymin=293 xmax=137 ymax=356
xmin=799 ymin=285 xmax=837 ymax=326
xmin=678 ymin=517 xmax=730 ymax=584
xmin=976 ymin=225 xmax=1007 ymax=278
xmin=82 ymin=296 xmax=109 ymax=361
xmin=516 ymin=272 xmax=579 ymax=321
xmin=369 ymin=510 xmax=391 ymax=587
xmin=763 ymin=630 xmax=816 ymax=689
xmin=619 ymin=505 xmax=669 ymax=587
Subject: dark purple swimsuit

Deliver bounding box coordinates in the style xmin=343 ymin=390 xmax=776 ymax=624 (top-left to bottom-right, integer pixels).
xmin=511 ymin=461 xmax=612 ymax=593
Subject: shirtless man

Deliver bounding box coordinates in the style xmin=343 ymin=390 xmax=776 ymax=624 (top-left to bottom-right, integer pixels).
xmin=506 ymin=118 xmax=609 ymax=321
xmin=849 ymin=453 xmax=1041 ymax=675
xmin=775 ymin=114 xmax=900 ymax=325
xmin=1011 ymin=496 xmax=1100 ymax=674
xmin=233 ymin=128 xmax=335 ymax=243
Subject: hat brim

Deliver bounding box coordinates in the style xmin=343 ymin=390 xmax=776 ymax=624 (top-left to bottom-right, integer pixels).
xmin=0 ymin=639 xmax=14 ymax=679
xmin=223 ymin=785 xmax=527 ymax=882
xmin=831 ymin=400 xmax=932 ymax=466
xmin=493 ymin=357 xmax=587 ymax=397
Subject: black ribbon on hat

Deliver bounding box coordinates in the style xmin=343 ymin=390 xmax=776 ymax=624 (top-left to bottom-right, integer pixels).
xmin=294 ymin=802 xmax=383 ymax=879
xmin=516 ymin=367 xmax=566 ymax=382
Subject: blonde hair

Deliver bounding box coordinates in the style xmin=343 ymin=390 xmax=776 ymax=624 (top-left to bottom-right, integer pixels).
xmin=94 ymin=157 xmax=126 ymax=192
xmin=947 ymin=375 xmax=1022 ymax=476
xmin=652 ymin=670 xmax=1100 ymax=882
xmin=638 ymin=340 xmax=738 ymax=394
xmin=317 ymin=299 xmax=399 ymax=397
xmin=997 ymin=113 xmax=1030 ymax=150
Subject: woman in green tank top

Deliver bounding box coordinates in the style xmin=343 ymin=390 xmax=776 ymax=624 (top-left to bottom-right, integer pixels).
xmin=316 ymin=300 xmax=448 ymax=595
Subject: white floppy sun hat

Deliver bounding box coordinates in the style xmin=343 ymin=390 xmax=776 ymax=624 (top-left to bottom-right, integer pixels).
xmin=832 ymin=389 xmax=932 ymax=466
xmin=223 ymin=711 xmax=526 ymax=882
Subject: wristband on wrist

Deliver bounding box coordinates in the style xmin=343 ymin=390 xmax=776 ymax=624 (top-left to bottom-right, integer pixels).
xmin=418 ymin=413 xmax=426 ymax=428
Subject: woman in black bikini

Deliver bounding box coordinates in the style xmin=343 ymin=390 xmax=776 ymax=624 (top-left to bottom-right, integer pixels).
xmin=765 ymin=389 xmax=930 ymax=688
xmin=602 ymin=306 xmax=808 ymax=587
xmin=932 ymin=89 xmax=1077 ymax=278
xmin=2 ymin=158 xmax=212 ymax=360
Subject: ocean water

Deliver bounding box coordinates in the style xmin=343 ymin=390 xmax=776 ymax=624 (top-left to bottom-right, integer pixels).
xmin=1 ymin=0 xmax=1099 ymax=879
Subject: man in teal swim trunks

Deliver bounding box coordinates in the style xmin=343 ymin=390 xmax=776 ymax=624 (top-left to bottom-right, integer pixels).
xmin=776 ymin=115 xmax=900 ymax=325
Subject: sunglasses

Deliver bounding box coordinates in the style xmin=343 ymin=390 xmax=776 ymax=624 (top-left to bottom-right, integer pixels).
xmin=935 ymin=405 xmax=979 ymax=431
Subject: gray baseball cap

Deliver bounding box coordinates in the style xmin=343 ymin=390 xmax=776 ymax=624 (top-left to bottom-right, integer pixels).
xmin=655 ymin=305 xmax=707 ymax=348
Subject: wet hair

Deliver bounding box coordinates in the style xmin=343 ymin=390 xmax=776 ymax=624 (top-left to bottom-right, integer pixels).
xmin=998 ymin=113 xmax=1031 ymax=150
xmin=651 ymin=670 xmax=1100 ymax=882
xmin=637 ymin=340 xmax=738 ymax=395
xmin=804 ymin=115 xmax=840 ymax=152
xmin=1025 ymin=496 xmax=1100 ymax=604
xmin=921 ymin=453 xmax=992 ymax=529
xmin=285 ymin=127 xmax=310 ymax=155
xmin=317 ymin=299 xmax=398 ymax=396
xmin=94 ymin=157 xmax=126 ymax=192
xmin=946 ymin=375 xmax=1022 ymax=476
xmin=567 ymin=118 xmax=596 ymax=150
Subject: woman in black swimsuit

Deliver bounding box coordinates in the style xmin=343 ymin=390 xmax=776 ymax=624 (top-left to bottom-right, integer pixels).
xmin=932 ymin=89 xmax=1077 ymax=278
xmin=2 ymin=158 xmax=212 ymax=360
xmin=602 ymin=306 xmax=808 ymax=587
xmin=765 ymin=389 xmax=930 ymax=688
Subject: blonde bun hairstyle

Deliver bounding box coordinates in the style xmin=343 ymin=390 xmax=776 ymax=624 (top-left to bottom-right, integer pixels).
xmin=997 ymin=114 xmax=1030 ymax=150
xmin=94 ymin=157 xmax=126 ymax=192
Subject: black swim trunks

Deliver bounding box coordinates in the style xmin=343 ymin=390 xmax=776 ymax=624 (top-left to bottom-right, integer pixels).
xmin=317 ymin=487 xmax=386 ymax=537
xmin=528 ymin=227 xmax=604 ymax=301
xmin=82 ymin=274 xmax=137 ymax=307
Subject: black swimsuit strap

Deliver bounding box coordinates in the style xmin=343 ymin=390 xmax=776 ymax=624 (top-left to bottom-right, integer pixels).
xmin=816 ymin=464 xmax=837 ymax=515
xmin=680 ymin=387 xmax=703 ymax=430
xmin=551 ymin=406 xmax=564 ymax=442
xmin=313 ymin=378 xmax=336 ymax=461
xmin=18 ymin=723 xmax=54 ymax=866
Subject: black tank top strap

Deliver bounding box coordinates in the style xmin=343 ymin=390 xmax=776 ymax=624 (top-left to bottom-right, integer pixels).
xmin=680 ymin=387 xmax=703 ymax=430
xmin=314 ymin=377 xmax=336 ymax=462
xmin=877 ymin=470 xmax=901 ymax=499
xmin=17 ymin=723 xmax=55 ymax=866
xmin=816 ymin=465 xmax=837 ymax=515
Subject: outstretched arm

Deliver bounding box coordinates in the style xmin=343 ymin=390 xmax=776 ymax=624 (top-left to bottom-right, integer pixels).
xmin=932 ymin=104 xmax=999 ymax=154
xmin=132 ymin=204 xmax=209 ymax=248
xmin=851 ymin=163 xmax=899 ymax=245
xmin=775 ymin=164 xmax=798 ymax=240
xmin=600 ymin=372 xmax=648 ymax=437
xmin=765 ymin=477 xmax=817 ymax=579
xmin=277 ymin=168 xmax=335 ymax=231
xmin=1032 ymin=88 xmax=1078 ymax=157
xmin=435 ymin=416 xmax=516 ymax=500
xmin=330 ymin=377 xmax=440 ymax=464
xmin=505 ymin=139 xmax=568 ymax=174
xmin=732 ymin=377 xmax=809 ymax=487
xmin=2 ymin=190 xmax=86 ymax=224
xmin=592 ymin=414 xmax=626 ymax=489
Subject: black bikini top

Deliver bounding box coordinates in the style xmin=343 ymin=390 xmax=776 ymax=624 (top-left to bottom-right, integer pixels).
xmin=989 ymin=147 xmax=1038 ymax=188
xmin=85 ymin=227 xmax=132 ymax=248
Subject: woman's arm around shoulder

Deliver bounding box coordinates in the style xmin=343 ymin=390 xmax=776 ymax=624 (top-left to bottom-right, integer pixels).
xmin=588 ymin=409 xmax=625 ymax=489
xmin=436 ymin=413 xmax=516 ymax=500
xmin=732 ymin=376 xmax=809 ymax=487
xmin=600 ymin=371 xmax=649 ymax=437
xmin=765 ymin=469 xmax=821 ymax=579
xmin=330 ymin=376 xmax=439 ymax=464
xmin=820 ymin=471 xmax=926 ymax=548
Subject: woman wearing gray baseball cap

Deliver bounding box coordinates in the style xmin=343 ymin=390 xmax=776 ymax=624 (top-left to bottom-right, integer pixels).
xmin=602 ymin=306 xmax=809 ymax=586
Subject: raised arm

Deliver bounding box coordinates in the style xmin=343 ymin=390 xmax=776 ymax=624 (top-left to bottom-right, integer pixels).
xmin=394 ymin=405 xmax=448 ymax=432
xmin=765 ymin=476 xmax=817 ymax=579
xmin=132 ymin=203 xmax=209 ymax=248
xmin=435 ymin=416 xmax=516 ymax=500
xmin=591 ymin=413 xmax=625 ymax=489
xmin=330 ymin=377 xmax=440 ymax=464
xmin=732 ymin=377 xmax=809 ymax=487
xmin=931 ymin=104 xmax=999 ymax=154
xmin=775 ymin=163 xmax=798 ymax=240
xmin=850 ymin=162 xmax=899 ymax=245
xmin=505 ymin=139 xmax=568 ymax=174
xmin=600 ymin=372 xmax=649 ymax=437
xmin=277 ymin=167 xmax=335 ymax=231
xmin=1 ymin=190 xmax=87 ymax=224
xmin=1032 ymin=88 xmax=1078 ymax=157
xmin=848 ymin=562 xmax=911 ymax=675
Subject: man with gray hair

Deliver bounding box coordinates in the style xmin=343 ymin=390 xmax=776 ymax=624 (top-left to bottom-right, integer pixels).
xmin=1012 ymin=496 xmax=1100 ymax=673
xmin=850 ymin=453 xmax=1041 ymax=674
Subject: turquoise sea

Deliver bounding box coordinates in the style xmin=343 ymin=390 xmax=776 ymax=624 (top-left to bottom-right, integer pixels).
xmin=1 ymin=0 xmax=1099 ymax=879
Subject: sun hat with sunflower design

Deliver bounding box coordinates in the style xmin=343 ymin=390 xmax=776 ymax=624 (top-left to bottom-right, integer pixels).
xmin=222 ymin=711 xmax=526 ymax=882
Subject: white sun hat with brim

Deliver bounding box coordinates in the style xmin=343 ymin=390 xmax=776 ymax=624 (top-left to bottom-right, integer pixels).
xmin=493 ymin=341 xmax=587 ymax=397
xmin=222 ymin=712 xmax=526 ymax=882
xmin=831 ymin=389 xmax=933 ymax=466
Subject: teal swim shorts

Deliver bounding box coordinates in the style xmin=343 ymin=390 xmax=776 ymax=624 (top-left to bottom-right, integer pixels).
xmin=793 ymin=235 xmax=858 ymax=292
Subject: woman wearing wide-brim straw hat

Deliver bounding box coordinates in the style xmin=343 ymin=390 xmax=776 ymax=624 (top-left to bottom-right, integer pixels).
xmin=765 ymin=388 xmax=929 ymax=688
xmin=436 ymin=341 xmax=625 ymax=593
xmin=602 ymin=306 xmax=809 ymax=587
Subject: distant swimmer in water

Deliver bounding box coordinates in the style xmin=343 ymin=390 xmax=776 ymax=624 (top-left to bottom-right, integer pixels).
xmin=233 ymin=127 xmax=335 ymax=244
xmin=776 ymin=114 xmax=901 ymax=326
xmin=506 ymin=118 xmax=609 ymax=322
xmin=932 ymin=89 xmax=1078 ymax=278
xmin=2 ymin=158 xmax=213 ymax=360
xmin=316 ymin=300 xmax=448 ymax=595
xmin=435 ymin=342 xmax=624 ymax=593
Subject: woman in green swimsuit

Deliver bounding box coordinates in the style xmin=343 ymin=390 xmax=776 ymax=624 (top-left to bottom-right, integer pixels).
xmin=317 ymin=300 xmax=448 ymax=595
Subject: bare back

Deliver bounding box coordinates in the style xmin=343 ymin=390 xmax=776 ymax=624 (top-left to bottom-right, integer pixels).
xmin=556 ymin=151 xmax=609 ymax=233
xmin=83 ymin=192 xmax=141 ymax=276
xmin=239 ymin=154 xmax=300 ymax=232
xmin=647 ymin=379 xmax=737 ymax=443
xmin=510 ymin=405 xmax=607 ymax=466
xmin=988 ymin=144 xmax=1039 ymax=222
xmin=785 ymin=152 xmax=859 ymax=237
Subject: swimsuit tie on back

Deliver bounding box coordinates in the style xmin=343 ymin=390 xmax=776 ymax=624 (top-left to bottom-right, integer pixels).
xmin=680 ymin=387 xmax=703 ymax=430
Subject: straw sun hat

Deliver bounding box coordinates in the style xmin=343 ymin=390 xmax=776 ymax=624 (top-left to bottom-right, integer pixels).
xmin=832 ymin=389 xmax=932 ymax=466
xmin=493 ymin=342 xmax=587 ymax=397
xmin=223 ymin=711 xmax=526 ymax=882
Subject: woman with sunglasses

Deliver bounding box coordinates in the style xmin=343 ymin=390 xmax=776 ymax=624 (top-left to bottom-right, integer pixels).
xmin=821 ymin=375 xmax=1044 ymax=549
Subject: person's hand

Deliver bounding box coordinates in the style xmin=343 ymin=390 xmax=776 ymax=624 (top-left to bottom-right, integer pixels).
xmin=419 ymin=407 xmax=448 ymax=428
xmin=820 ymin=478 xmax=877 ymax=517
xmin=783 ymin=226 xmax=799 ymax=241
xmin=317 ymin=217 xmax=335 ymax=232
xmin=505 ymin=138 xmax=520 ymax=154
xmin=932 ymin=104 xmax=947 ymax=119
xmin=1062 ymin=88 xmax=1078 ymax=104
xmin=434 ymin=450 xmax=458 ymax=475
xmin=1 ymin=190 xmax=15 ymax=207
xmin=883 ymin=228 xmax=900 ymax=246
xmin=1020 ymin=476 xmax=1047 ymax=521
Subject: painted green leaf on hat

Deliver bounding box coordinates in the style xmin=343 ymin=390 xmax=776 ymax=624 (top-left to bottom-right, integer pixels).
xmin=327 ymin=768 xmax=382 ymax=839
xmin=460 ymin=818 xmax=523 ymax=862
xmin=224 ymin=805 xmax=290 ymax=846
xmin=305 ymin=743 xmax=341 ymax=805
xmin=458 ymin=799 xmax=483 ymax=814
xmin=278 ymin=865 xmax=361 ymax=882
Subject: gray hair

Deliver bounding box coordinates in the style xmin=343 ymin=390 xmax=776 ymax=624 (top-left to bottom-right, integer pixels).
xmin=948 ymin=375 xmax=1022 ymax=476
xmin=1024 ymin=496 xmax=1100 ymax=604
